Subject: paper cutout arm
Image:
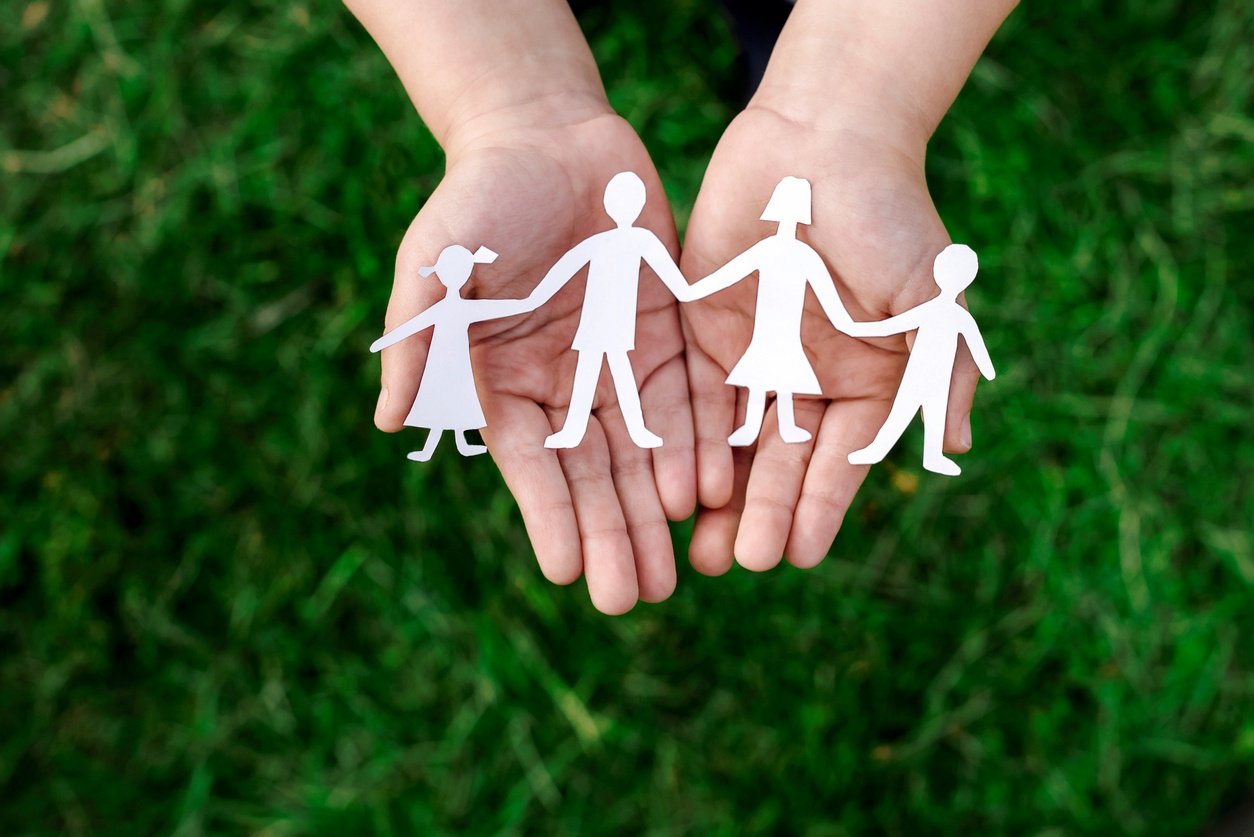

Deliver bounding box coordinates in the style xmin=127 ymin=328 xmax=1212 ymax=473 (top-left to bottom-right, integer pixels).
xmin=641 ymin=235 xmax=695 ymax=302
xmin=805 ymin=251 xmax=855 ymax=332
xmin=524 ymin=240 xmax=595 ymax=308
xmin=370 ymin=308 xmax=438 ymax=353
xmin=468 ymin=298 xmax=533 ymax=323
xmin=684 ymin=243 xmax=764 ymax=300
xmin=960 ymin=312 xmax=997 ymax=380
xmin=845 ymin=306 xmax=928 ymax=338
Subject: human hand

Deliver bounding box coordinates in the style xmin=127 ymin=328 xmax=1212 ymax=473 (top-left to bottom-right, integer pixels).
xmin=679 ymin=106 xmax=984 ymax=574
xmin=373 ymin=101 xmax=696 ymax=614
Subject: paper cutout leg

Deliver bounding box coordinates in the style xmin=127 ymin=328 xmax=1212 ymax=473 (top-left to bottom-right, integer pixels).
xmin=920 ymin=395 xmax=959 ymax=476
xmin=407 ymin=430 xmax=443 ymax=462
xmin=776 ymin=392 xmax=812 ymax=444
xmin=847 ymin=389 xmax=960 ymax=475
xmin=545 ymin=351 xmax=601 ymax=449
xmin=607 ymin=352 xmax=662 ymax=448
xmin=455 ymin=431 xmax=487 ymax=457
xmin=728 ymin=389 xmax=767 ymax=447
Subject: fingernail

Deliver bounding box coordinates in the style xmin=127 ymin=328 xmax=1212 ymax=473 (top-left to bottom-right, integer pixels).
xmin=375 ymin=386 xmax=389 ymax=417
xmin=960 ymin=414 xmax=972 ymax=451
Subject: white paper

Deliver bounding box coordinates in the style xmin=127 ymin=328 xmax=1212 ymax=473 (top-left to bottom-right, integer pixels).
xmin=523 ymin=172 xmax=695 ymax=450
xmin=370 ymin=244 xmax=528 ymax=462
xmin=846 ymin=244 xmax=996 ymax=476
xmin=684 ymin=176 xmax=856 ymax=445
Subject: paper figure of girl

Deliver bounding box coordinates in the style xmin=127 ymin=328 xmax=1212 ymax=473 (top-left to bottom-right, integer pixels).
xmin=369 ymin=244 xmax=530 ymax=462
xmin=685 ymin=176 xmax=855 ymax=445
xmin=845 ymin=243 xmax=996 ymax=476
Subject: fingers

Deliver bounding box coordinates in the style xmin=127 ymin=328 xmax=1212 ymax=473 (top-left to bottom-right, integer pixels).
xmin=943 ymin=339 xmax=981 ymax=454
xmin=599 ymin=404 xmax=678 ymax=604
xmin=482 ymin=396 xmax=582 ymax=586
xmin=639 ymin=353 xmax=697 ymax=521
xmin=732 ymin=398 xmax=824 ymax=572
xmin=785 ymin=399 xmax=884 ymax=569
xmin=689 ymin=445 xmax=753 ymax=577
xmin=375 ymin=211 xmax=451 ymax=432
xmin=684 ymin=339 xmax=736 ymax=510
xmin=547 ymin=413 xmax=639 ymax=615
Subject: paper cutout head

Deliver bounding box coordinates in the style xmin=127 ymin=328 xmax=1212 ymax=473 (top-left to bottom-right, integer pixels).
xmin=419 ymin=244 xmax=499 ymax=289
xmin=760 ymin=176 xmax=812 ymax=225
xmin=934 ymin=243 xmax=978 ymax=293
xmin=604 ymin=171 xmax=647 ymax=228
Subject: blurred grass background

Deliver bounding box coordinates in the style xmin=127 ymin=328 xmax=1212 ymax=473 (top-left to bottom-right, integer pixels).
xmin=2 ymin=0 xmax=1253 ymax=833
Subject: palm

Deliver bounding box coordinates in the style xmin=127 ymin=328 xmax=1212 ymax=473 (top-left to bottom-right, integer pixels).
xmin=680 ymin=107 xmax=978 ymax=573
xmin=375 ymin=114 xmax=695 ymax=613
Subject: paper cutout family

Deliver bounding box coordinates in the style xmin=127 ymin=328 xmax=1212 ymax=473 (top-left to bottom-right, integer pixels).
xmin=370 ymin=172 xmax=995 ymax=476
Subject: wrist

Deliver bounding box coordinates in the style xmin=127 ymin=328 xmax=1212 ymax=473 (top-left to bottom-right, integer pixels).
xmin=742 ymin=48 xmax=932 ymax=165
xmin=441 ymin=80 xmax=615 ymax=159
xmin=748 ymin=70 xmax=931 ymax=167
xmin=346 ymin=0 xmax=614 ymax=157
xmin=749 ymin=0 xmax=1017 ymax=164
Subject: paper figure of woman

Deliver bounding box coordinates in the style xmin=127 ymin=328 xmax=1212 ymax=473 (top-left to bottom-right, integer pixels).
xmin=686 ymin=176 xmax=855 ymax=445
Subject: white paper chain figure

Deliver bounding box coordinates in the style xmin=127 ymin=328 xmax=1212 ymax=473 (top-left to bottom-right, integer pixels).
xmin=846 ymin=243 xmax=996 ymax=476
xmin=685 ymin=176 xmax=855 ymax=445
xmin=523 ymin=172 xmax=695 ymax=450
xmin=369 ymin=245 xmax=529 ymax=462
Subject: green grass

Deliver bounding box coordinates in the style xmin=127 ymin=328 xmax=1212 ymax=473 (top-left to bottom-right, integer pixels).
xmin=2 ymin=0 xmax=1252 ymax=833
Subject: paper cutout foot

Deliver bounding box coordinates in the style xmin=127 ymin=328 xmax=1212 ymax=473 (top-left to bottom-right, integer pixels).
xmin=543 ymin=428 xmax=585 ymax=450
xmin=845 ymin=446 xmax=882 ymax=466
xmin=629 ymin=428 xmax=664 ymax=449
xmin=848 ymin=446 xmax=960 ymax=475
xmin=546 ymin=425 xmax=661 ymax=450
xmin=727 ymin=422 xmax=760 ymax=447
xmin=778 ymin=423 xmax=812 ymax=444
xmin=924 ymin=455 xmax=962 ymax=476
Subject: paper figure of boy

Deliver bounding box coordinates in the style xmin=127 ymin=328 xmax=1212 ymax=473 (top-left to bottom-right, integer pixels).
xmin=845 ymin=243 xmax=996 ymax=476
xmin=685 ymin=176 xmax=855 ymax=445
xmin=522 ymin=172 xmax=695 ymax=450
xmin=370 ymin=244 xmax=529 ymax=462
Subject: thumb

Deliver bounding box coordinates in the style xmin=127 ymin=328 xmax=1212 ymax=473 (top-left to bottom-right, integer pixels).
xmin=942 ymin=291 xmax=981 ymax=454
xmin=374 ymin=208 xmax=451 ymax=433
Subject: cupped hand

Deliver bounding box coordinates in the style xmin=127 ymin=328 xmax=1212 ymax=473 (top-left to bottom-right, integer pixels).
xmin=374 ymin=106 xmax=695 ymax=614
xmin=679 ymin=105 xmax=984 ymax=574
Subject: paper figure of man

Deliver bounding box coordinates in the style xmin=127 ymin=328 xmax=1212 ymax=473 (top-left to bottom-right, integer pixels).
xmin=524 ymin=172 xmax=694 ymax=449
xmin=845 ymin=243 xmax=996 ymax=475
